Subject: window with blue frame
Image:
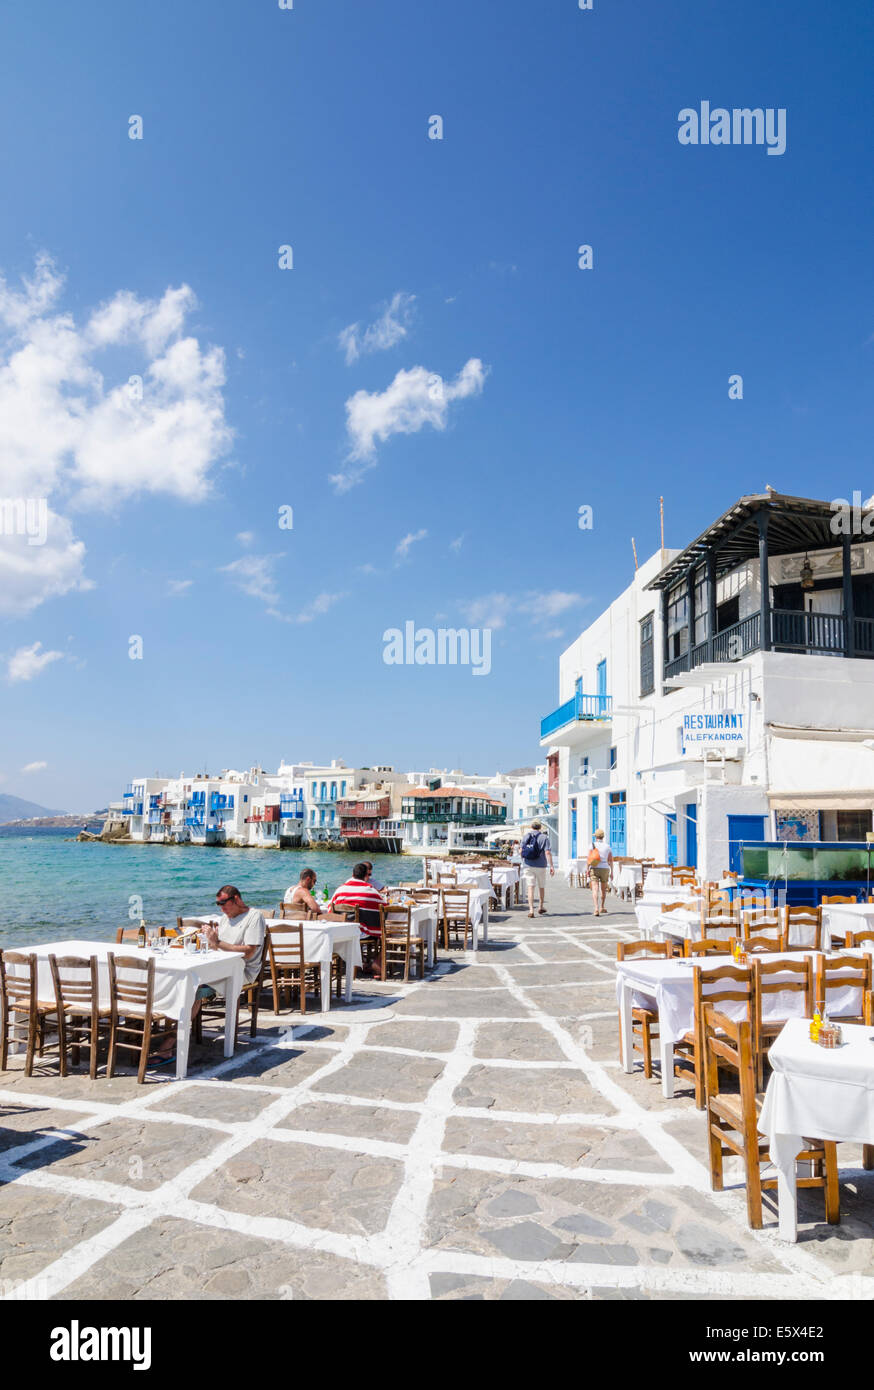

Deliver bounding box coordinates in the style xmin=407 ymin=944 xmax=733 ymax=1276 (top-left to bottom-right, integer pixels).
xmin=591 ymin=796 xmax=599 ymax=836
xmin=341 ymin=781 xmax=346 ymax=797
xmin=597 ymin=659 xmax=607 ymax=697
xmin=609 ymin=746 xmax=617 ymax=770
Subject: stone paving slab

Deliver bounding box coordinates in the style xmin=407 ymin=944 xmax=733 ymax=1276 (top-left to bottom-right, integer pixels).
xmin=190 ymin=1138 xmax=405 ymax=1236
xmin=311 ymin=1050 xmax=445 ymax=1104
xmin=0 ymin=1186 xmax=122 ymax=1286
xmin=56 ymin=1216 xmax=388 ymax=1300
xmin=278 ymin=1100 xmax=419 ymax=1145
xmin=453 ymin=1065 xmax=606 ymax=1115
xmin=0 ymin=1101 xmax=91 ymax=1153
xmin=12 ymin=1117 xmax=226 ymax=1190
xmin=472 ymin=1021 xmax=568 ymax=1062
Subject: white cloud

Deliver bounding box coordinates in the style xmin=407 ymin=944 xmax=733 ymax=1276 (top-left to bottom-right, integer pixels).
xmin=166 ymin=579 xmax=193 ymax=597
xmin=268 ymin=591 xmax=347 ymax=624
xmin=21 ymin=760 xmax=47 ymax=773
xmin=7 ymin=641 xmax=64 ymax=683
xmin=395 ymin=528 xmax=427 ymax=561
xmin=459 ymin=590 xmax=585 ymax=632
xmin=0 ymin=510 xmax=92 ymax=616
xmin=0 ymin=255 xmax=233 ymax=615
xmin=331 ymin=357 xmax=487 ymax=492
xmin=339 ymin=292 xmax=415 ymax=365
xmin=236 ymin=531 xmax=254 ymax=546
xmin=220 ymin=555 xmax=281 ymax=607
xmin=449 ymin=533 xmax=465 ymax=553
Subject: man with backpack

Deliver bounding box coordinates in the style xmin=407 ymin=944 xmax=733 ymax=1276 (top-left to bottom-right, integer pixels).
xmin=519 ymin=819 xmax=554 ymax=917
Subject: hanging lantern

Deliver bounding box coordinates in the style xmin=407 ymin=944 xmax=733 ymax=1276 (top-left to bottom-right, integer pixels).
xmin=800 ymin=554 xmax=814 ymax=591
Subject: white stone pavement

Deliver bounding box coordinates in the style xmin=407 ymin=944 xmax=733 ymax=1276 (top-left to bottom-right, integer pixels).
xmin=1 ymin=881 xmax=873 ymax=1300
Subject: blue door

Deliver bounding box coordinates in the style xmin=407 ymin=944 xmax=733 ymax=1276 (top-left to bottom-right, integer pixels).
xmin=610 ymin=798 xmax=626 ymax=855
xmin=591 ymin=796 xmax=599 ymax=837
xmin=727 ymin=815 xmax=767 ymax=876
xmin=666 ymin=814 xmax=677 ymax=865
xmin=597 ymin=660 xmax=607 ymax=698
xmin=570 ymin=802 xmax=577 ymax=858
xmin=686 ymin=803 xmax=697 ymax=869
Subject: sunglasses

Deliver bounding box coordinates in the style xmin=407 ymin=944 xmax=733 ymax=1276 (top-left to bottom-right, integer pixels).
xmin=215 ymin=895 xmax=234 ymax=906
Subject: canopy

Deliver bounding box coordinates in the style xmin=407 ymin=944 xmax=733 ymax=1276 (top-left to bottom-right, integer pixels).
xmin=767 ymin=733 xmax=874 ymax=810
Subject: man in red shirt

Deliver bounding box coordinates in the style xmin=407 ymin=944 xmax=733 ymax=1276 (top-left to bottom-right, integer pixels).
xmin=330 ymin=862 xmax=387 ymax=978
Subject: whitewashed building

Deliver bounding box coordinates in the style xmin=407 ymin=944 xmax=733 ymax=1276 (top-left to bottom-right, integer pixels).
xmin=541 ymin=492 xmax=874 ymax=880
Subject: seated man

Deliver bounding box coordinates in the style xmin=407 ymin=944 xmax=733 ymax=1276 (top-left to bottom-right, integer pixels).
xmin=153 ymin=885 xmax=266 ymax=1063
xmin=329 ymin=862 xmax=387 ymax=976
xmin=284 ymin=867 xmax=326 ymax=915
xmin=362 ymin=860 xmax=385 ymax=892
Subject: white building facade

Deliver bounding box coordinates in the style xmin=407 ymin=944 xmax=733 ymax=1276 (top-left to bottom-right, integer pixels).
xmin=541 ymin=493 xmax=874 ymax=881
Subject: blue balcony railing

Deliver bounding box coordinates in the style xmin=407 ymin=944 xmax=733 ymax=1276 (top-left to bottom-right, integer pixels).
xmin=280 ymin=808 xmax=304 ymax=820
xmin=540 ymin=692 xmax=612 ymax=740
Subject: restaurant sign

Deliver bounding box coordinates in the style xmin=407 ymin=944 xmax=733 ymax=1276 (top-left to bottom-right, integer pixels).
xmin=681 ymin=711 xmax=745 ymax=756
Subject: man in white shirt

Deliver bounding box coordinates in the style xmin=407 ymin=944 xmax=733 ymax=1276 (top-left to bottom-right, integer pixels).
xmin=206 ymin=885 xmax=266 ymax=983
xmin=153 ymin=885 xmax=265 ymax=1064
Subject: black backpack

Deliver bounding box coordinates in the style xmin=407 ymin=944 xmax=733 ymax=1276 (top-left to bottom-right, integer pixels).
xmin=521 ymin=832 xmax=544 ymax=862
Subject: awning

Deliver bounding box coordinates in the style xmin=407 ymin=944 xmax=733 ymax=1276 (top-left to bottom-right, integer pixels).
xmin=767 ymin=734 xmax=874 ymax=810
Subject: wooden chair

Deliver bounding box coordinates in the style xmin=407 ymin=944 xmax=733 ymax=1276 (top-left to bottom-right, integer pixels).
xmin=752 ymin=954 xmax=814 ymax=1088
xmin=705 ymin=888 xmax=732 ymax=913
xmin=699 ymin=918 xmax=740 ymax=949
xmin=675 ymin=962 xmax=753 ymax=1110
xmin=616 ymin=940 xmax=672 ymax=1079
xmin=107 ymin=955 xmax=175 ymax=1083
xmin=844 ymin=928 xmax=874 ymax=950
xmin=815 ymin=953 xmax=872 ymax=1025
xmin=265 ymin=926 xmax=322 ymax=1013
xmin=684 ymin=938 xmax=732 ymax=957
xmin=196 ymin=938 xmax=267 ymax=1044
xmin=0 ymin=951 xmax=44 ymax=1076
xmin=738 ymin=894 xmax=773 ymax=913
xmin=739 ymin=914 xmax=783 ymax=949
xmin=821 ymin=894 xmax=858 ymax=905
xmin=442 ymin=887 xmax=472 ymax=950
xmin=380 ymin=906 xmax=425 ymax=982
xmin=784 ymin=905 xmax=822 ymax=951
xmin=49 ymin=954 xmax=105 ymax=1079
xmin=702 ymin=1004 xmax=839 ymax=1230
xmin=276 ymin=902 xmax=317 ymax=921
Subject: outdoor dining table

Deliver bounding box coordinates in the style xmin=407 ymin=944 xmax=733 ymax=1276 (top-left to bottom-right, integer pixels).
xmin=614 ymin=863 xmax=643 ymax=900
xmin=438 ymin=866 xmax=492 ymax=893
xmin=822 ymin=901 xmax=874 ymax=949
xmin=248 ymin=917 xmax=363 ymax=1011
xmin=760 ymin=1017 xmax=874 ymax=1241
xmin=8 ymin=938 xmax=244 ymax=1082
xmin=615 ymin=950 xmax=849 ymax=1100
xmin=635 ymin=889 xmax=700 ymax=937
xmin=383 ymin=900 xmax=440 ymax=968
xmin=643 ymin=867 xmax=674 ymax=889
xmin=644 ymin=907 xmax=702 ymax=943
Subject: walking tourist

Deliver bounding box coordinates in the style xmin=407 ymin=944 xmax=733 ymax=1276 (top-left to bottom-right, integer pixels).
xmin=519 ymin=820 xmax=554 ymax=918
xmin=588 ymin=828 xmax=613 ymax=916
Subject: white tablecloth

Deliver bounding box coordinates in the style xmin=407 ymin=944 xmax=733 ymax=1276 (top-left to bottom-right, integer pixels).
xmin=615 ymin=864 xmax=643 ymax=897
xmin=635 ymin=893 xmax=700 ymax=938
xmin=823 ymin=902 xmax=874 ymax=947
xmin=643 ymin=867 xmax=674 ymax=889
xmin=439 ymin=867 xmax=492 ymax=893
xmin=565 ymin=858 xmax=588 ymax=882
xmin=760 ymin=1017 xmax=874 ymax=1239
xmin=641 ymin=886 xmax=698 ymax=907
xmin=9 ymin=938 xmax=244 ymax=1080
xmin=491 ymin=865 xmax=519 ymax=888
xmin=646 ymin=908 xmax=703 ymax=943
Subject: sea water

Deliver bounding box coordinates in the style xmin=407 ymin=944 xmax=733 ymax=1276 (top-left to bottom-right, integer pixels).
xmin=0 ymin=827 xmax=418 ymax=947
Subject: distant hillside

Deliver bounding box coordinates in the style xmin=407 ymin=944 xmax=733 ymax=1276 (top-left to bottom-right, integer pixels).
xmin=0 ymin=793 xmax=67 ymax=822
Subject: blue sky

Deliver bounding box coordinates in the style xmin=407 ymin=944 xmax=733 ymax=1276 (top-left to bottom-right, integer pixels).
xmin=1 ymin=0 xmax=872 ymax=810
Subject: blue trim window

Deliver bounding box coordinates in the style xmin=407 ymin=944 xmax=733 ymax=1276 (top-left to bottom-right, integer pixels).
xmin=609 ymin=746 xmax=617 ymax=770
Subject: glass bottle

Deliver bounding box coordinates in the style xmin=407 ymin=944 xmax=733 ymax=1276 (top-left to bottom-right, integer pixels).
xmin=138 ymin=919 xmax=146 ymax=949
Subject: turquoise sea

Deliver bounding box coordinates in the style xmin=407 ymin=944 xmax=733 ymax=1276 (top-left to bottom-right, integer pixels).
xmin=0 ymin=828 xmax=419 ymax=948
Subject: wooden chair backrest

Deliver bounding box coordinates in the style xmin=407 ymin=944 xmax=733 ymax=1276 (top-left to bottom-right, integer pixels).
xmin=846 ymin=929 xmax=874 ymax=949
xmin=116 ymin=927 xmax=141 ymax=943
xmin=706 ymin=889 xmax=731 ymax=910
xmin=267 ymin=925 xmax=304 ymax=970
xmin=660 ymin=901 xmax=688 ymax=914
xmin=616 ymin=941 xmax=672 ymax=961
xmin=753 ymin=955 xmax=813 ymax=1032
xmin=442 ymin=887 xmax=472 ymax=918
xmin=739 ymin=936 xmax=783 ymax=954
xmin=381 ymin=905 xmax=411 ymax=937
xmin=821 ymin=894 xmax=858 ymax=904
xmin=685 ymin=938 xmax=731 ymax=956
xmin=738 ymin=895 xmax=772 ymax=911
xmin=0 ymin=950 xmax=36 ymax=1009
xmin=816 ymin=953 xmax=872 ymax=1008
xmin=783 ymin=906 xmax=822 ymax=950
xmin=108 ymin=953 xmax=155 ymax=1010
xmin=739 ymin=914 xmax=782 ymax=942
xmin=701 ymin=1003 xmax=757 ymax=1119
xmin=325 ymin=903 xmax=359 ymax=922
xmin=693 ymin=962 xmax=753 ymax=1024
xmin=277 ymin=903 xmax=314 ymax=920
xmin=699 ymin=920 xmax=739 ymax=946
xmin=49 ymin=954 xmax=98 ymax=1010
